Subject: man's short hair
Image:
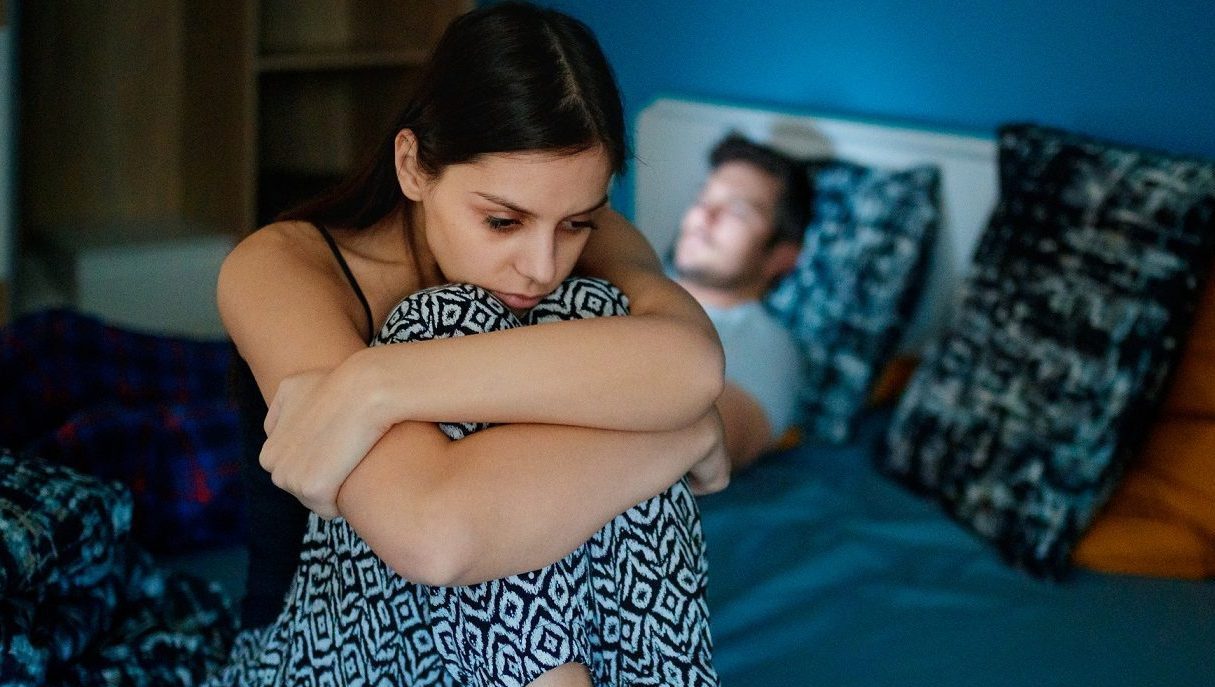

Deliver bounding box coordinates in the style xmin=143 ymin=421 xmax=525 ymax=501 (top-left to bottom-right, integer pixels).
xmin=709 ymin=133 xmax=813 ymax=246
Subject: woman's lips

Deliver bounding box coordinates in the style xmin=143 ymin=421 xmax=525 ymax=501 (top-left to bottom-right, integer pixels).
xmin=492 ymin=291 xmax=543 ymax=311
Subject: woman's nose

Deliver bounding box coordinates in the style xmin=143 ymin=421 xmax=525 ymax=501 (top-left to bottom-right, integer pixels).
xmin=517 ymin=229 xmax=557 ymax=284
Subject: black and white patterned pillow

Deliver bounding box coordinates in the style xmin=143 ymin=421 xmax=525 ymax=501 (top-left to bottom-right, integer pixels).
xmin=883 ymin=124 xmax=1215 ymax=578
xmin=766 ymin=160 xmax=940 ymax=443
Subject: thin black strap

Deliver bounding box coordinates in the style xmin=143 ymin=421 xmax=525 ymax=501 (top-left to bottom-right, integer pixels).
xmin=314 ymin=224 xmax=375 ymax=344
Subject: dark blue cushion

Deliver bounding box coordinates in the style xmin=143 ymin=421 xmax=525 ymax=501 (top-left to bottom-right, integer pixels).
xmin=883 ymin=123 xmax=1215 ymax=578
xmin=766 ymin=160 xmax=940 ymax=443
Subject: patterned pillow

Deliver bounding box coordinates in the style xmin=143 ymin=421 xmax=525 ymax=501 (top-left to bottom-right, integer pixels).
xmin=766 ymin=160 xmax=940 ymax=443
xmin=0 ymin=449 xmax=237 ymax=683
xmin=882 ymin=123 xmax=1215 ymax=578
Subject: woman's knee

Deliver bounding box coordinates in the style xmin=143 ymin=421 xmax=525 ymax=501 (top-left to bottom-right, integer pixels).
xmin=376 ymin=283 xmax=521 ymax=346
xmin=527 ymin=277 xmax=629 ymax=324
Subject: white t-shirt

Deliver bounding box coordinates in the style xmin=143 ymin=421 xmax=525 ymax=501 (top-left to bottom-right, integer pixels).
xmin=702 ymin=300 xmax=804 ymax=437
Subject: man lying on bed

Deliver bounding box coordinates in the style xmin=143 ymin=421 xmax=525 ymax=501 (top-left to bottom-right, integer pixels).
xmin=670 ymin=134 xmax=811 ymax=472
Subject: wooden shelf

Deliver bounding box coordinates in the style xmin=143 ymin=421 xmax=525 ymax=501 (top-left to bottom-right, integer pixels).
xmin=20 ymin=0 xmax=469 ymax=254
xmin=16 ymin=0 xmax=470 ymax=332
xmin=258 ymin=48 xmax=430 ymax=73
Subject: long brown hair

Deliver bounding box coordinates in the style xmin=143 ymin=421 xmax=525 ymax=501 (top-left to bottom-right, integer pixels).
xmin=279 ymin=2 xmax=627 ymax=232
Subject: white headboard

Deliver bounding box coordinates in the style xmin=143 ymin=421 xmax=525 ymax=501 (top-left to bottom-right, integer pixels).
xmin=634 ymin=97 xmax=999 ymax=352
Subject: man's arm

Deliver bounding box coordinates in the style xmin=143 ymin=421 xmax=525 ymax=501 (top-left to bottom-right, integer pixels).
xmin=706 ymin=304 xmax=804 ymax=474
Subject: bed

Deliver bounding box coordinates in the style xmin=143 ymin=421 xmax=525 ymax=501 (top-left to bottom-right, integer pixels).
xmin=7 ymin=95 xmax=1210 ymax=686
xmin=636 ymin=96 xmax=1215 ymax=686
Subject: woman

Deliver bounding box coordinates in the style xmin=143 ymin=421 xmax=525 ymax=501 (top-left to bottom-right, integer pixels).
xmin=212 ymin=3 xmax=725 ymax=686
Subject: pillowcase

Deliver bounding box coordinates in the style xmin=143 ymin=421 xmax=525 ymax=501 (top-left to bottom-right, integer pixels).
xmin=0 ymin=447 xmax=132 ymax=596
xmin=1073 ymin=264 xmax=1215 ymax=578
xmin=765 ymin=160 xmax=940 ymax=443
xmin=882 ymin=123 xmax=1215 ymax=578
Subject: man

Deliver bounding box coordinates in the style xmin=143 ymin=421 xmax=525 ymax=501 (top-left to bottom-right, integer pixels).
xmin=671 ymin=133 xmax=812 ymax=472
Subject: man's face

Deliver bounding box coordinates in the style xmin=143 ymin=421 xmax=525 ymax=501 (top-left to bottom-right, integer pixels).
xmin=673 ymin=160 xmax=782 ymax=291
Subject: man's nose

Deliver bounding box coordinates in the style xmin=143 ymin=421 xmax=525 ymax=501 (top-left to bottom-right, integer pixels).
xmin=701 ymin=202 xmax=726 ymax=227
xmin=688 ymin=203 xmax=718 ymax=231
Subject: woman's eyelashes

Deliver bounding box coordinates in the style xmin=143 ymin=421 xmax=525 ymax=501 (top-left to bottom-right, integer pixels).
xmin=483 ymin=216 xmax=598 ymax=232
xmin=564 ymin=218 xmax=598 ymax=232
xmin=485 ymin=216 xmax=518 ymax=231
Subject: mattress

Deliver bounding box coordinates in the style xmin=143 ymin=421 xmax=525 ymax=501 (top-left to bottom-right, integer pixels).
xmin=700 ymin=409 xmax=1215 ymax=686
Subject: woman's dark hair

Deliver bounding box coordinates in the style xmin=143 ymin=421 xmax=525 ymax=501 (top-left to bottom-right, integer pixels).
xmin=281 ymin=2 xmax=626 ymax=230
xmin=709 ymin=133 xmax=813 ymax=246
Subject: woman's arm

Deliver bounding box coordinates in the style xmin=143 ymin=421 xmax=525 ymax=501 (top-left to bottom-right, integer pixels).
xmin=221 ymin=221 xmax=726 ymax=521
xmin=249 ymin=212 xmax=725 ymax=515
xmin=335 ymin=410 xmax=724 ymax=586
xmin=343 ymin=208 xmax=723 ymax=432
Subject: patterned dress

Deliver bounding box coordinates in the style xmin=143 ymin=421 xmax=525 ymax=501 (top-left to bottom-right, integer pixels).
xmin=208 ymin=278 xmax=718 ymax=686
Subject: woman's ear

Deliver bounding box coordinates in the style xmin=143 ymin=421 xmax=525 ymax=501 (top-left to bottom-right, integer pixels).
xmin=394 ymin=129 xmax=426 ymax=201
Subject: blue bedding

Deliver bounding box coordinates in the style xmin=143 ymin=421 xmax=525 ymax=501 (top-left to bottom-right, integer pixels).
xmin=700 ymin=409 xmax=1215 ymax=686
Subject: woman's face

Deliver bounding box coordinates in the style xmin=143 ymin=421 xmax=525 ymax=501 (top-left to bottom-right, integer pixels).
xmin=407 ymin=145 xmax=613 ymax=314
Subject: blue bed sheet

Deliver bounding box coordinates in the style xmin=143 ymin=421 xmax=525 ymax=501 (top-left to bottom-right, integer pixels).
xmin=699 ymin=409 xmax=1215 ymax=686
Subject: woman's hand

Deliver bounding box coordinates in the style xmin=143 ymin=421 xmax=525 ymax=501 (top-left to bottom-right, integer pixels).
xmin=686 ymin=409 xmax=730 ymax=495
xmin=260 ymin=364 xmax=391 ymax=519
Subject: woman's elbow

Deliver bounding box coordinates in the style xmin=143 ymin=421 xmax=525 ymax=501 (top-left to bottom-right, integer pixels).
xmin=384 ymin=544 xmax=474 ymax=588
xmin=344 ymin=484 xmax=478 ymax=586
xmin=374 ymin=504 xmax=479 ymax=587
xmin=678 ymin=324 xmax=726 ymax=416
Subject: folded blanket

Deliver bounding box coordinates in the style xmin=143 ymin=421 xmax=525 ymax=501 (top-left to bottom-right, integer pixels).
xmin=0 ymin=448 xmax=237 ymax=686
xmin=0 ymin=309 xmax=244 ymax=553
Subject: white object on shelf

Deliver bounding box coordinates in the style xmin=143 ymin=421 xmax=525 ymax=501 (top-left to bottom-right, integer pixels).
xmin=24 ymin=222 xmax=235 ymax=339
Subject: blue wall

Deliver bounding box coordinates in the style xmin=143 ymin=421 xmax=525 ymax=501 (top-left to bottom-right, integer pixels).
xmin=507 ymin=0 xmax=1215 ymax=219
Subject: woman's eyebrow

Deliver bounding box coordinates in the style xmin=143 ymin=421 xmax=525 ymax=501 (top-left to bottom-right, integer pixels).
xmin=475 ymin=192 xmax=609 ymax=217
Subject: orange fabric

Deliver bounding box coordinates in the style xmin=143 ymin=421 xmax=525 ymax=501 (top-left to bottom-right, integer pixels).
xmin=773 ymin=426 xmax=803 ymax=452
xmin=1074 ymin=418 xmax=1215 ymax=579
xmin=1075 ymin=268 xmax=1215 ymax=579
xmin=867 ymin=355 xmax=921 ymax=407
xmin=1160 ymin=350 xmax=1215 ymax=416
xmin=1075 ymin=513 xmax=1215 ymax=579
xmin=1160 ymin=269 xmax=1215 ymax=415
xmin=1074 ymin=398 xmax=1215 ymax=576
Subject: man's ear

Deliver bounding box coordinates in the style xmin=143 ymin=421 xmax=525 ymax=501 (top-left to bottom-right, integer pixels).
xmin=394 ymin=129 xmax=426 ymax=201
xmin=762 ymin=240 xmax=801 ymax=282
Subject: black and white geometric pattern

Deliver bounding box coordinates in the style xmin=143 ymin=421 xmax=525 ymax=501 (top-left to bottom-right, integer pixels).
xmin=766 ymin=159 xmax=940 ymax=443
xmin=208 ymin=277 xmax=717 ymax=686
xmin=883 ymin=124 xmax=1215 ymax=578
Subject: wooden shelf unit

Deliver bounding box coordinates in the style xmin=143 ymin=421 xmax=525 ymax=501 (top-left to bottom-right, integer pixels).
xmin=20 ymin=0 xmax=471 ymax=244
xmin=16 ymin=0 xmax=470 ymax=328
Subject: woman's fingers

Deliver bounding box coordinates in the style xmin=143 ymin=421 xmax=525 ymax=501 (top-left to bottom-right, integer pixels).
xmin=687 ymin=410 xmax=730 ymax=495
xmin=263 ymin=431 xmax=343 ymax=518
xmin=259 ymin=367 xmax=380 ymax=519
xmin=264 ymin=389 xmax=283 ymax=436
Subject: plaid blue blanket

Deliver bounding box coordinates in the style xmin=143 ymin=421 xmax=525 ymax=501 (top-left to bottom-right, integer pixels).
xmin=0 ymin=309 xmax=245 ymax=553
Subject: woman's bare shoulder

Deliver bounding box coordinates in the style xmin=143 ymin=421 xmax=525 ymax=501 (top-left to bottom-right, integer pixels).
xmin=227 ymin=221 xmax=328 ymax=269
xmin=217 ymin=221 xmax=349 ymax=318
xmin=221 ymin=222 xmax=346 ymax=292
